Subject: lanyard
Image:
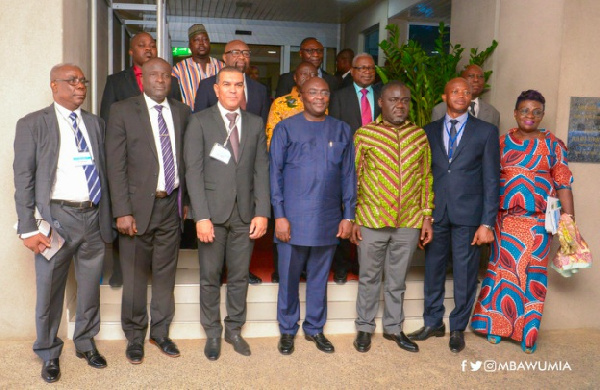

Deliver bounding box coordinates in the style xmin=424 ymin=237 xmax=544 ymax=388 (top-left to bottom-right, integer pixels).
xmin=445 ymin=118 xmax=467 ymax=160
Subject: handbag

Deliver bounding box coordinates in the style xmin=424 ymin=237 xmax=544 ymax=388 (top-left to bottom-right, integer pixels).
xmin=551 ymin=214 xmax=592 ymax=277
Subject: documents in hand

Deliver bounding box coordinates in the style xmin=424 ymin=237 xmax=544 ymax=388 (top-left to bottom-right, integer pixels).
xmin=37 ymin=219 xmax=65 ymax=261
xmin=545 ymin=196 xmax=561 ymax=235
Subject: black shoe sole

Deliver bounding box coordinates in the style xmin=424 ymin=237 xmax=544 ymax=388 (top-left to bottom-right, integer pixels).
xmin=126 ymin=356 xmax=144 ymax=365
xmin=42 ymin=373 xmax=61 ymax=383
xmin=353 ymin=340 xmax=371 ymax=353
xmin=278 ymin=345 xmax=294 ymax=355
xmin=75 ymin=351 xmax=107 ymax=368
xmin=305 ymin=335 xmax=335 ymax=353
xmin=149 ymin=339 xmax=180 ymax=358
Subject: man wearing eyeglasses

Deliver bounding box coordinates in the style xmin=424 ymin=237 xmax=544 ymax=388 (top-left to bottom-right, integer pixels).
xmin=14 ymin=63 xmax=114 ymax=383
xmin=408 ymin=77 xmax=500 ymax=353
xmin=432 ymin=64 xmax=500 ymax=128
xmin=270 ymin=77 xmax=356 ymax=355
xmin=328 ymin=53 xmax=382 ymax=285
xmin=274 ymin=37 xmax=339 ymax=98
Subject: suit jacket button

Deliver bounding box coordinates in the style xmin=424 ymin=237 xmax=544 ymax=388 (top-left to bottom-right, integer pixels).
xmin=448 ymin=169 xmax=451 ymax=173
xmin=53 ymin=221 xmax=61 ymax=228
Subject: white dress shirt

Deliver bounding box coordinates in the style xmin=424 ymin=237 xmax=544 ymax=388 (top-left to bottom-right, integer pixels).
xmin=143 ymin=94 xmax=179 ymax=192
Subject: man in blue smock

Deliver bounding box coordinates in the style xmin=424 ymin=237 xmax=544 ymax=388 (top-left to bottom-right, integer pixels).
xmin=269 ymin=77 xmax=356 ymax=355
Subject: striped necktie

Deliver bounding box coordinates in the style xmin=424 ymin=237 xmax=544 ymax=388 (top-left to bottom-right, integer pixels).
xmin=69 ymin=112 xmax=101 ymax=204
xmin=154 ymin=105 xmax=176 ymax=195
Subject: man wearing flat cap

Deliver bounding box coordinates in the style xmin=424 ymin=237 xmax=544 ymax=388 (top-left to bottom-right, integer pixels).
xmin=172 ymin=24 xmax=224 ymax=111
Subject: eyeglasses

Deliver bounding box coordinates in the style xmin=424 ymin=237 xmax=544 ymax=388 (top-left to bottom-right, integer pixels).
xmin=518 ymin=108 xmax=544 ymax=118
xmin=304 ymin=90 xmax=330 ymax=98
xmin=449 ymin=89 xmax=472 ymax=97
xmin=301 ymin=48 xmax=324 ymax=55
xmin=54 ymin=78 xmax=89 ymax=86
xmin=225 ymin=49 xmax=251 ymax=58
xmin=353 ymin=66 xmax=376 ymax=73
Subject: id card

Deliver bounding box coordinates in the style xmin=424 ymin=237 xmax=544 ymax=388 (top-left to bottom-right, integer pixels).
xmin=73 ymin=151 xmax=93 ymax=167
xmin=209 ymin=143 xmax=231 ymax=164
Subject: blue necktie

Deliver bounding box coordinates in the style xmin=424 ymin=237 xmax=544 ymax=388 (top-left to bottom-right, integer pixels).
xmin=69 ymin=112 xmax=101 ymax=204
xmin=154 ymin=105 xmax=176 ymax=195
xmin=448 ymin=119 xmax=458 ymax=160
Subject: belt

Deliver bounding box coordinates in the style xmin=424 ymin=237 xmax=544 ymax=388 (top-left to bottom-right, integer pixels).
xmin=155 ymin=191 xmax=169 ymax=199
xmin=51 ymin=199 xmax=97 ymax=209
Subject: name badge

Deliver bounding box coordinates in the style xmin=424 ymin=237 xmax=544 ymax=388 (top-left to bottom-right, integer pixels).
xmin=73 ymin=152 xmax=93 ymax=167
xmin=209 ymin=143 xmax=231 ymax=164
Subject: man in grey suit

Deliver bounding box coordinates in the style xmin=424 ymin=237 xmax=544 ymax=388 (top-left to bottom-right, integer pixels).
xmin=184 ymin=66 xmax=270 ymax=361
xmin=105 ymin=58 xmax=191 ymax=364
xmin=14 ymin=63 xmax=113 ymax=383
xmin=431 ymin=64 xmax=500 ymax=128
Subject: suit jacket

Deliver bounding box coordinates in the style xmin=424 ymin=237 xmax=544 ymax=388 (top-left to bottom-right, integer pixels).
xmin=269 ymin=113 xmax=356 ymax=246
xmin=184 ymin=105 xmax=270 ymax=224
xmin=424 ymin=116 xmax=500 ymax=227
xmin=193 ymin=74 xmax=270 ymax=123
xmin=432 ymin=99 xmax=500 ymax=128
xmin=275 ymin=70 xmax=339 ymax=98
xmin=14 ymin=104 xmax=113 ymax=243
xmin=105 ymin=95 xmax=191 ymax=235
xmin=328 ymin=83 xmax=382 ymax=134
xmin=100 ymin=67 xmax=182 ymax=123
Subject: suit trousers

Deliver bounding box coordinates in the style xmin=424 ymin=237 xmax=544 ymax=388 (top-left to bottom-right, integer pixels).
xmin=277 ymin=243 xmax=336 ymax=336
xmin=423 ymin=212 xmax=480 ymax=331
xmin=198 ymin=204 xmax=254 ymax=338
xmin=34 ymin=203 xmax=104 ymax=361
xmin=120 ymin=193 xmax=180 ymax=343
xmin=355 ymin=226 xmax=419 ymax=334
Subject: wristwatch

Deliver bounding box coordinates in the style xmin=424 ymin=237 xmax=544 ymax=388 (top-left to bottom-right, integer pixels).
xmin=482 ymin=224 xmax=493 ymax=231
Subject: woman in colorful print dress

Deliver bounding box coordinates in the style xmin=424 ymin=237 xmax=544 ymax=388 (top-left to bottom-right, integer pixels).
xmin=471 ymin=90 xmax=575 ymax=353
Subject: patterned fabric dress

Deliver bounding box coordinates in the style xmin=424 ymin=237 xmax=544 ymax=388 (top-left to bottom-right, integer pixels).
xmin=471 ymin=128 xmax=573 ymax=350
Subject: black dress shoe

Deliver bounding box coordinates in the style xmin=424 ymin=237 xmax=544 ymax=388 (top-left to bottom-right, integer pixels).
xmin=333 ymin=269 xmax=348 ymax=284
xmin=278 ymin=334 xmax=295 ymax=355
xmin=125 ymin=342 xmax=144 ymax=364
xmin=407 ymin=323 xmax=446 ymax=341
xmin=150 ymin=337 xmax=180 ymax=357
xmin=76 ymin=348 xmax=107 ymax=368
xmin=271 ymin=271 xmax=279 ymax=283
xmin=353 ymin=331 xmax=372 ymax=353
xmin=249 ymin=272 xmax=262 ymax=285
xmin=225 ymin=334 xmax=251 ymax=356
xmin=383 ymin=332 xmax=419 ymax=352
xmin=449 ymin=331 xmax=465 ymax=353
xmin=109 ymin=271 xmax=123 ymax=288
xmin=204 ymin=338 xmax=222 ymax=361
xmin=41 ymin=359 xmax=60 ymax=383
xmin=305 ymin=332 xmax=335 ymax=353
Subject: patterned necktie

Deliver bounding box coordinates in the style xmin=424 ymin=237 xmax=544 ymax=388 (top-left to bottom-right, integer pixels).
xmin=154 ymin=105 xmax=176 ymax=195
xmin=469 ymin=100 xmax=476 ymax=116
xmin=448 ymin=119 xmax=458 ymax=160
xmin=69 ymin=112 xmax=101 ymax=204
xmin=360 ymin=88 xmax=372 ymax=126
xmin=226 ymin=112 xmax=240 ymax=162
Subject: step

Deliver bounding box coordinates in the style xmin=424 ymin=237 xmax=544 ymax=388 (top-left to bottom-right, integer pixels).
xmin=69 ymin=266 xmax=456 ymax=340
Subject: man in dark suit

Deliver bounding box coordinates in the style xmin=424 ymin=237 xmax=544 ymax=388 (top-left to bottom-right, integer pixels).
xmin=184 ymin=67 xmax=270 ymax=361
xmin=14 ymin=63 xmax=114 ymax=383
xmin=334 ymin=48 xmax=355 ymax=89
xmin=328 ymin=52 xmax=382 ymax=284
xmin=193 ymin=39 xmax=270 ymax=285
xmin=105 ymin=58 xmax=191 ymax=364
xmin=274 ymin=37 xmax=339 ymax=98
xmin=431 ymin=64 xmax=500 ymax=128
xmin=270 ymin=77 xmax=356 ymax=355
xmin=99 ymin=31 xmax=182 ymax=287
xmin=194 ymin=39 xmax=270 ymax=124
xmin=408 ymin=77 xmax=500 ymax=353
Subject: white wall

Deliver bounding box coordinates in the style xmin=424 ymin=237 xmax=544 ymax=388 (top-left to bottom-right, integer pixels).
xmin=0 ymin=0 xmax=65 ymax=340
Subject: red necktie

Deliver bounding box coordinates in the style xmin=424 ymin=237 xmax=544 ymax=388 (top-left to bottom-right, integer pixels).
xmin=361 ymin=88 xmax=372 ymax=125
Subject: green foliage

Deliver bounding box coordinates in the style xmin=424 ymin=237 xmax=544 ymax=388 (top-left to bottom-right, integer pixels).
xmin=377 ymin=22 xmax=498 ymax=127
